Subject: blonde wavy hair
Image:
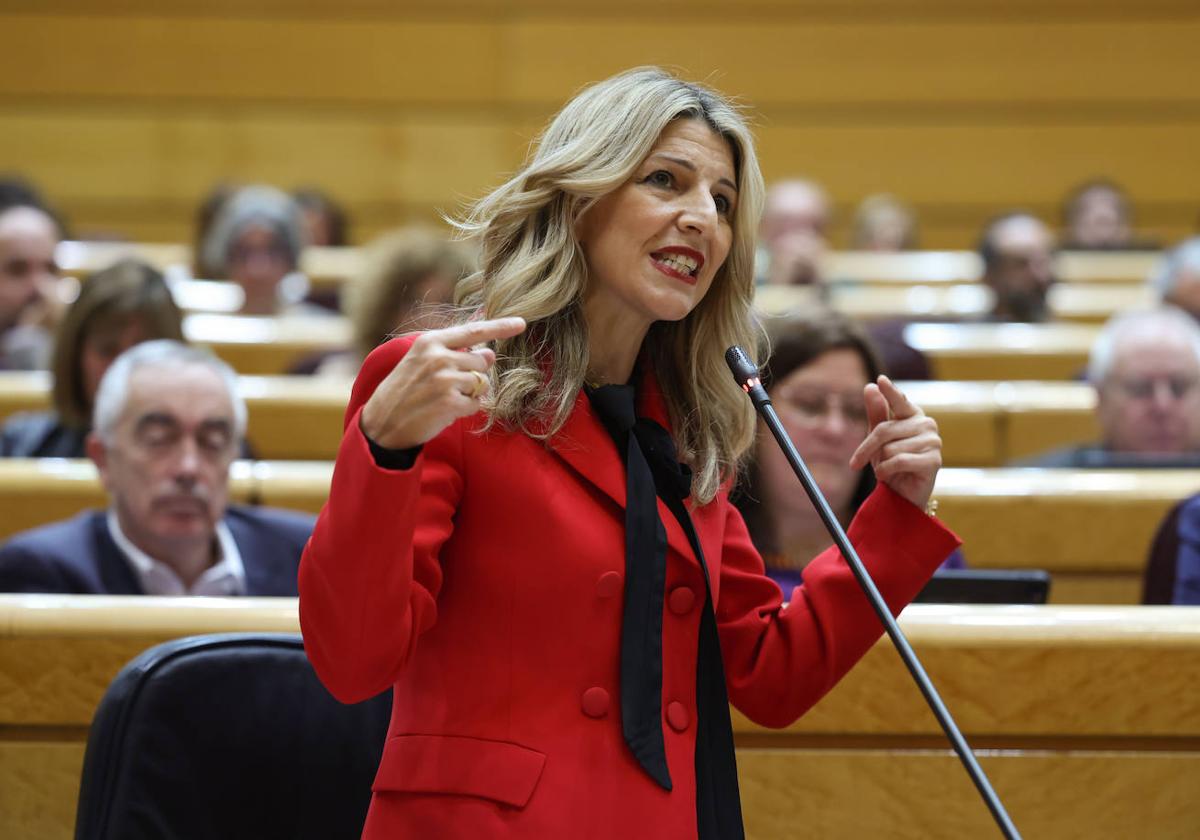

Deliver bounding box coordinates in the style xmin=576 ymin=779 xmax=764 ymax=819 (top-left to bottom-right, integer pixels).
xmin=454 ymin=67 xmax=765 ymax=504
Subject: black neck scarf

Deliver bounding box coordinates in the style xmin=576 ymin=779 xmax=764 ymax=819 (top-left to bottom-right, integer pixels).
xmin=587 ymin=384 xmax=745 ymax=840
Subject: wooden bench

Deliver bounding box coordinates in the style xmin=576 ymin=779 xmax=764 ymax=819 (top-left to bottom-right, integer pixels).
xmin=1 ymin=596 xmax=1196 ymax=839
xmin=0 ymin=372 xmax=351 ymax=462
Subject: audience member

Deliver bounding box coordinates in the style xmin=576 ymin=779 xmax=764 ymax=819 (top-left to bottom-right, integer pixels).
xmin=200 ymin=185 xmax=308 ymax=315
xmin=0 ymin=340 xmax=314 ymax=595
xmin=1021 ymin=307 xmax=1200 ymax=467
xmin=303 ymin=226 xmax=473 ymax=377
xmin=191 ymin=181 xmax=240 ymax=280
xmin=733 ymin=310 xmax=962 ymax=591
xmin=850 ymin=193 xmax=918 ymax=251
xmin=756 ymin=178 xmax=831 ymax=286
xmin=293 ymin=187 xmax=349 ymax=247
xmin=0 ymin=204 xmax=62 ymax=370
xmin=1 ymin=258 xmax=184 ymax=457
xmin=1061 ymin=179 xmax=1140 ymax=250
xmin=1142 ymin=493 xmax=1200 ymax=604
xmin=1150 ymin=237 xmax=1200 ymax=322
xmin=978 ymin=211 xmax=1057 ymax=323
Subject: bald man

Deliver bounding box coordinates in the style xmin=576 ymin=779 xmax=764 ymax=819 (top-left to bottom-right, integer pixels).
xmin=0 ymin=205 xmax=61 ymax=369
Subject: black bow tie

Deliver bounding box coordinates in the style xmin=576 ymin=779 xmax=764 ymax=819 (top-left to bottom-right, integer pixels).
xmin=587 ymin=383 xmax=744 ymax=840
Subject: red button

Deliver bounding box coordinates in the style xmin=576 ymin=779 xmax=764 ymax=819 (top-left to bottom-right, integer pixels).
xmin=668 ymin=586 xmax=696 ymax=615
xmin=581 ymin=687 xmax=610 ymax=718
xmin=596 ymin=571 xmax=622 ymax=599
xmin=666 ymin=701 xmax=689 ymax=732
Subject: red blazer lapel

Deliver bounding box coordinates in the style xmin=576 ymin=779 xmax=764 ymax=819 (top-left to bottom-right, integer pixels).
xmin=545 ymin=374 xmax=707 ymax=569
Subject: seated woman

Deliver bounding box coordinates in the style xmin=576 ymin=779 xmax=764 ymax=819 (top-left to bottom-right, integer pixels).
xmin=200 ymin=185 xmax=316 ymax=316
xmin=299 ymin=226 xmax=474 ymax=377
xmin=734 ymin=309 xmax=964 ymax=591
xmin=0 ymin=258 xmax=185 ymax=457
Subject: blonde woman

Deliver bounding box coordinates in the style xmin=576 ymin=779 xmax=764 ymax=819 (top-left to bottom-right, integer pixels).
xmin=300 ymin=67 xmax=957 ymax=839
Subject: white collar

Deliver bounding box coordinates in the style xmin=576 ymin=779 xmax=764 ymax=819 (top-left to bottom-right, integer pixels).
xmin=106 ymin=509 xmax=246 ymax=596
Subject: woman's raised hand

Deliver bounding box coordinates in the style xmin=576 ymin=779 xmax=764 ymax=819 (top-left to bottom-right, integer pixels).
xmin=360 ymin=317 xmax=526 ymax=451
xmin=848 ymin=375 xmax=942 ymax=512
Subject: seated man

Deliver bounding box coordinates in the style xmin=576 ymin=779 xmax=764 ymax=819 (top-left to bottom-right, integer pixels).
xmin=755 ymin=178 xmax=831 ymax=287
xmin=1022 ymin=307 xmax=1200 ymax=467
xmin=978 ymin=211 xmax=1057 ymax=323
xmin=0 ymin=203 xmax=61 ymax=370
xmin=0 ymin=340 xmax=314 ymax=594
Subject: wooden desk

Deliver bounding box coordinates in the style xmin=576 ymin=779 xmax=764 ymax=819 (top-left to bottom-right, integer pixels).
xmin=758 ymin=282 xmax=1152 ymax=325
xmin=905 ymin=322 xmax=1099 ymax=380
xmin=1 ymin=597 xmax=1196 ymax=839
xmin=902 ymin=380 xmax=1099 ymax=466
xmin=936 ymin=468 xmax=1200 ymax=604
xmin=0 ymin=373 xmax=351 ymax=462
xmin=183 ymin=313 xmax=350 ymax=375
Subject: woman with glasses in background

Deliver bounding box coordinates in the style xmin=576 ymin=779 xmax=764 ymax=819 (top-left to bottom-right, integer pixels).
xmin=734 ymin=310 xmax=964 ymax=591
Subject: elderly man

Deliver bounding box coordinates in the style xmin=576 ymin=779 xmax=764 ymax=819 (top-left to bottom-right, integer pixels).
xmin=0 ymin=340 xmax=314 ymax=594
xmin=977 ymin=211 xmax=1057 ymax=323
xmin=756 ymin=178 xmax=831 ymax=286
xmin=1023 ymin=307 xmax=1200 ymax=467
xmin=0 ymin=203 xmax=61 ymax=369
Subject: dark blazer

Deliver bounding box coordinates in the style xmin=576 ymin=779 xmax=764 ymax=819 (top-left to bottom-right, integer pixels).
xmin=0 ymin=412 xmax=88 ymax=458
xmin=0 ymin=505 xmax=314 ymax=595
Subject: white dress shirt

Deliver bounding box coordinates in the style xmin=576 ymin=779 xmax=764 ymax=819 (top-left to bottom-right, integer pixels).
xmin=106 ymin=509 xmax=247 ymax=596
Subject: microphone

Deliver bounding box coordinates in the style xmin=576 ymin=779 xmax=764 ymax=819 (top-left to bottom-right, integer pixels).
xmin=725 ymin=345 xmax=1021 ymax=840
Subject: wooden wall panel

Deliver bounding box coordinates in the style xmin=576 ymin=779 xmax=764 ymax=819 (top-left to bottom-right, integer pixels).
xmin=0 ymin=4 xmax=1197 ymax=247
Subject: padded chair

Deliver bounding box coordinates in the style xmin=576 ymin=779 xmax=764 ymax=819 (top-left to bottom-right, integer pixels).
xmin=75 ymin=633 xmax=391 ymax=840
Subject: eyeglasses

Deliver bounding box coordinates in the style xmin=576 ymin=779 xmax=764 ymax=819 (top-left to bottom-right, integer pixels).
xmin=1110 ymin=376 xmax=1200 ymax=401
xmin=774 ymin=386 xmax=869 ymax=428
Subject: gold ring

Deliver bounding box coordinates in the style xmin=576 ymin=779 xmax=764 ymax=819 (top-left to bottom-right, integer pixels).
xmin=468 ymin=370 xmax=489 ymax=399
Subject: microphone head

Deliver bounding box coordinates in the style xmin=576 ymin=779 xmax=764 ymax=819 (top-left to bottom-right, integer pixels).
xmin=725 ymin=345 xmax=760 ymax=388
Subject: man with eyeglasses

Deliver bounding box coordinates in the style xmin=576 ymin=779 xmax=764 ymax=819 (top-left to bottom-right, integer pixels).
xmin=1022 ymin=307 xmax=1200 ymax=467
xmin=0 ymin=340 xmax=314 ymax=594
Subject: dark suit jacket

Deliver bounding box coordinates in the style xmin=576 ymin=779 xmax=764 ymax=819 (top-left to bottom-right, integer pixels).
xmin=0 ymin=505 xmax=315 ymax=595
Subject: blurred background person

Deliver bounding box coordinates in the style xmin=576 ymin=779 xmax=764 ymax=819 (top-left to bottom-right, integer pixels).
xmin=850 ymin=193 xmax=919 ymax=251
xmin=977 ymin=211 xmax=1057 ymax=323
xmin=756 ymin=178 xmax=831 ymax=287
xmin=191 ymin=182 xmax=240 ymax=280
xmin=200 ymin=185 xmax=308 ymax=316
xmin=0 ymin=258 xmax=184 ymax=457
xmin=733 ymin=310 xmax=963 ymax=591
xmin=1021 ymin=307 xmax=1200 ymax=467
xmin=299 ymin=226 xmax=474 ymax=377
xmin=1150 ymin=237 xmax=1200 ymax=322
xmin=293 ymin=186 xmax=350 ymax=248
xmin=0 ymin=203 xmax=63 ymax=370
xmin=1061 ymin=179 xmax=1139 ymax=251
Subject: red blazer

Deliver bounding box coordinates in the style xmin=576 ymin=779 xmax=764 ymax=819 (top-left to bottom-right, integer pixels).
xmin=299 ymin=335 xmax=961 ymax=839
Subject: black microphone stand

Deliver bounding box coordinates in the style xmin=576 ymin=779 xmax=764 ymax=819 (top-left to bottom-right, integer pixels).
xmin=725 ymin=346 xmax=1021 ymax=840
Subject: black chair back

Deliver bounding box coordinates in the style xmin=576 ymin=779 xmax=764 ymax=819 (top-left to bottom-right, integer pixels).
xmin=75 ymin=633 xmax=390 ymax=840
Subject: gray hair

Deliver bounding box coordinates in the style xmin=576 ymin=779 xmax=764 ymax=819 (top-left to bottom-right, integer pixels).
xmin=199 ymin=185 xmax=304 ymax=279
xmin=1087 ymin=306 xmax=1200 ymax=384
xmin=93 ymin=339 xmax=248 ymax=442
xmin=1150 ymin=237 xmax=1200 ymax=299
